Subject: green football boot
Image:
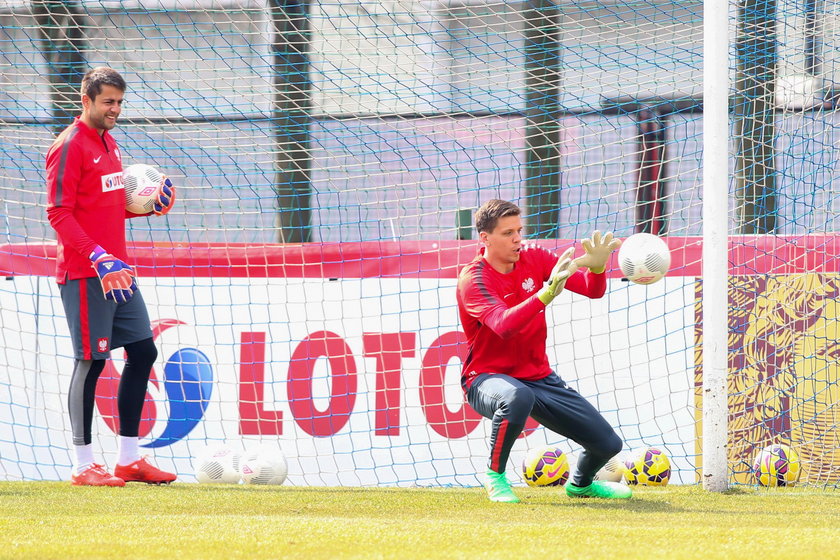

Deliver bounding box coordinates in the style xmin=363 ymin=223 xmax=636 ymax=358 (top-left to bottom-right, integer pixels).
xmin=484 ymin=469 xmax=520 ymax=503
xmin=565 ymin=480 xmax=632 ymax=500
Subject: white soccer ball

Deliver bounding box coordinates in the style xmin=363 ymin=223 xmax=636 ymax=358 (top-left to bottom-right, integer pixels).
xmin=594 ymin=455 xmax=626 ymax=483
xmin=194 ymin=444 xmax=241 ymax=484
xmin=618 ymin=233 xmax=671 ymax=285
xmin=239 ymin=445 xmax=288 ymax=485
xmin=123 ymin=163 xmax=164 ymax=215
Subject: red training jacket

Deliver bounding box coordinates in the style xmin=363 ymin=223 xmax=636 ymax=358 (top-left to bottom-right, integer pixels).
xmin=456 ymin=244 xmax=606 ymax=389
xmin=45 ymin=118 xmax=129 ymax=283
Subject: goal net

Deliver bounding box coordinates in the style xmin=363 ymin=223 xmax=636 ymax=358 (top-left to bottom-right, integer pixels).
xmin=1 ymin=0 xmax=838 ymax=488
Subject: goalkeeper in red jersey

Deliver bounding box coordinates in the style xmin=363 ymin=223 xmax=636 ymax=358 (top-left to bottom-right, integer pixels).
xmin=45 ymin=67 xmax=176 ymax=486
xmin=457 ymin=199 xmax=631 ymax=502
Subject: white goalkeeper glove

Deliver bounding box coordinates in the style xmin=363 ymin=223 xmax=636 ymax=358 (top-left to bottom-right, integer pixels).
xmin=537 ymin=247 xmax=577 ymax=306
xmin=574 ymin=230 xmax=622 ymax=274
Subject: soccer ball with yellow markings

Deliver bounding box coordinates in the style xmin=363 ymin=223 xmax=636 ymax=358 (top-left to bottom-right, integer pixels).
xmin=521 ymin=446 xmax=570 ymax=487
xmin=625 ymin=447 xmax=671 ymax=486
xmin=753 ymin=444 xmax=800 ymax=487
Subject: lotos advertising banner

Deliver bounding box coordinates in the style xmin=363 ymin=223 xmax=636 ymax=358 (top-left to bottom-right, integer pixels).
xmin=13 ymin=237 xmax=834 ymax=486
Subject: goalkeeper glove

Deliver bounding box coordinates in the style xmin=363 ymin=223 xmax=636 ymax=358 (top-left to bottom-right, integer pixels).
xmin=89 ymin=246 xmax=137 ymax=303
xmin=537 ymin=247 xmax=577 ymax=305
xmin=153 ymin=177 xmax=176 ymax=216
xmin=574 ymin=230 xmax=622 ymax=274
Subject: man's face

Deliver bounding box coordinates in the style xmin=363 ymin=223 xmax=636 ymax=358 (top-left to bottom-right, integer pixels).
xmin=82 ymin=84 xmax=124 ymax=132
xmin=481 ymin=214 xmax=523 ymax=272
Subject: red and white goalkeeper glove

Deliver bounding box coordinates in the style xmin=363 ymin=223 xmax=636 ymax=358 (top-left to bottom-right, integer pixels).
xmin=574 ymin=230 xmax=622 ymax=274
xmin=89 ymin=246 xmax=137 ymax=303
xmin=153 ymin=177 xmax=176 ymax=216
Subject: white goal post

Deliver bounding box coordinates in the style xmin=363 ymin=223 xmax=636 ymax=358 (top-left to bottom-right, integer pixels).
xmin=702 ymin=0 xmax=731 ymax=493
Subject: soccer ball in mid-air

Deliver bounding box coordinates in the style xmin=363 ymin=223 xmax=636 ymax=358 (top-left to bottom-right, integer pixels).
xmin=521 ymin=446 xmax=570 ymax=487
xmin=194 ymin=444 xmax=241 ymax=484
xmin=625 ymin=447 xmax=671 ymax=486
xmin=594 ymin=455 xmax=626 ymax=483
xmin=239 ymin=445 xmax=288 ymax=485
xmin=753 ymin=444 xmax=801 ymax=487
xmin=618 ymin=233 xmax=671 ymax=285
xmin=123 ymin=163 xmax=165 ymax=215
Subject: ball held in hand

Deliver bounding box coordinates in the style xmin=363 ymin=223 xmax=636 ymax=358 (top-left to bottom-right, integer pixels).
xmin=124 ymin=163 xmax=175 ymax=215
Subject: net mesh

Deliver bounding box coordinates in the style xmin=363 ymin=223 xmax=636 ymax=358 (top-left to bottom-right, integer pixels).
xmin=1 ymin=0 xmax=838 ymax=487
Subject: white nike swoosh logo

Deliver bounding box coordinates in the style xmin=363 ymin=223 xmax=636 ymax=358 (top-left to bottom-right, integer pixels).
xmin=93 ymin=156 xmax=102 ymax=164
xmin=503 ymin=293 xmax=514 ymax=299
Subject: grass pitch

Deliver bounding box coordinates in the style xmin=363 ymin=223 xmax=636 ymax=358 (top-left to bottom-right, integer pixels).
xmin=1 ymin=482 xmax=839 ymax=559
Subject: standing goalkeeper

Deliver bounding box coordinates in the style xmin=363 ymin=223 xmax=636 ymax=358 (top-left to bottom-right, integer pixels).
xmin=457 ymin=199 xmax=631 ymax=503
xmin=45 ymin=67 xmax=176 ymax=486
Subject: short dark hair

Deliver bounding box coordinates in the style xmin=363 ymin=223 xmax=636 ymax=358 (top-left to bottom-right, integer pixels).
xmin=474 ymin=199 xmax=521 ymax=234
xmin=81 ymin=67 xmax=126 ymax=100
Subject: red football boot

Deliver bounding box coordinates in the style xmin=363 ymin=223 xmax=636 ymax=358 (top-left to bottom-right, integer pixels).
xmin=114 ymin=457 xmax=177 ymax=484
xmin=71 ymin=464 xmax=126 ymax=487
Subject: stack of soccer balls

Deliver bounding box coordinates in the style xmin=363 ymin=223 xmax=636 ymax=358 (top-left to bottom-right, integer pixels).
xmin=523 ymin=446 xmax=673 ymax=487
xmin=752 ymin=443 xmax=800 ymax=487
xmin=589 ymin=448 xmax=673 ymax=486
xmin=193 ymin=443 xmax=288 ymax=485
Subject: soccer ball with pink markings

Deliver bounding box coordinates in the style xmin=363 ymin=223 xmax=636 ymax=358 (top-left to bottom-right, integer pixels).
xmin=239 ymin=445 xmax=288 ymax=485
xmin=123 ymin=163 xmax=165 ymax=215
xmin=521 ymin=446 xmax=570 ymax=487
xmin=194 ymin=444 xmax=241 ymax=484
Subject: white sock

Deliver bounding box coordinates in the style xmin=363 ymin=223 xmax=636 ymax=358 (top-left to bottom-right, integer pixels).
xmin=118 ymin=436 xmax=140 ymax=466
xmin=73 ymin=444 xmax=95 ymax=474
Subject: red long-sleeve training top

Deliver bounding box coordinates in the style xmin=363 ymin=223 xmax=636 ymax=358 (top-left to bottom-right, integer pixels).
xmin=457 ymin=244 xmax=606 ymax=389
xmin=45 ymin=118 xmax=129 ymax=283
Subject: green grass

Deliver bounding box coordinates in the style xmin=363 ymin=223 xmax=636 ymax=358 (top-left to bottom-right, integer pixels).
xmin=1 ymin=482 xmax=839 ymax=559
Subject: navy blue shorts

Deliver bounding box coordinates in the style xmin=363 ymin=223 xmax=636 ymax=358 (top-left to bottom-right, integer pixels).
xmin=59 ymin=277 xmax=153 ymax=360
xmin=467 ymin=371 xmax=617 ymax=449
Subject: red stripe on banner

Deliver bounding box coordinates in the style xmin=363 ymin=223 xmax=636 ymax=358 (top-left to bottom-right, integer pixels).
xmin=490 ymin=419 xmax=509 ymax=473
xmin=1 ymin=236 xmax=839 ymax=278
xmin=79 ymin=280 xmax=91 ymax=360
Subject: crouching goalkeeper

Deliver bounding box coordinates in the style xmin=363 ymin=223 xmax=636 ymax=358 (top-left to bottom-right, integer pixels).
xmin=456 ymin=199 xmax=630 ymax=503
